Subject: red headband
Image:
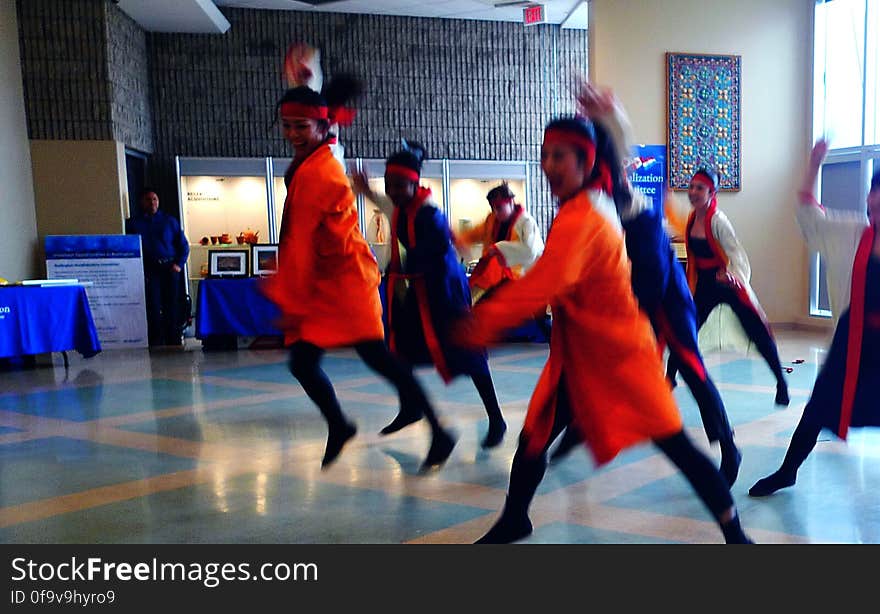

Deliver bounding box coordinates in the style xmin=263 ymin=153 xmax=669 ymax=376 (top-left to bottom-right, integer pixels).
xmin=280 ymin=101 xmax=328 ymax=120
xmin=691 ymin=173 xmax=716 ymax=191
xmin=543 ymin=128 xmax=597 ymax=172
xmin=385 ymin=163 xmax=420 ymax=182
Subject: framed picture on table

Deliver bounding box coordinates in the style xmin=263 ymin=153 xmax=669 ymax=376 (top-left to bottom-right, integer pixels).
xmin=251 ymin=244 xmax=279 ymax=276
xmin=208 ymin=249 xmax=249 ymax=278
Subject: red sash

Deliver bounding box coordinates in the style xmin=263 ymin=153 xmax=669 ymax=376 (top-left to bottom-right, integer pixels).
xmin=686 ymin=201 xmax=770 ymax=329
xmin=837 ymin=224 xmax=875 ymax=439
xmin=654 ymin=309 xmax=707 ymax=382
xmin=386 ymin=187 xmax=453 ymax=383
xmin=489 ymin=205 xmax=524 ymax=243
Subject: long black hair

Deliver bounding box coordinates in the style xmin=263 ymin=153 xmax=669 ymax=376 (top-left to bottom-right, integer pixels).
xmin=544 ymin=115 xmax=631 ymax=214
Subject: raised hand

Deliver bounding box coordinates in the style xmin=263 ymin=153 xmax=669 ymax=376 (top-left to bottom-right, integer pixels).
xmin=808 ymin=138 xmax=830 ymax=170
xmin=799 ymin=138 xmax=830 ymax=206
xmin=575 ymin=79 xmax=616 ymax=119
xmin=350 ymin=169 xmax=371 ymax=196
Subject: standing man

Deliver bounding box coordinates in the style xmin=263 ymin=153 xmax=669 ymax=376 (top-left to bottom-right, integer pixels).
xmin=125 ymin=187 xmax=189 ymax=347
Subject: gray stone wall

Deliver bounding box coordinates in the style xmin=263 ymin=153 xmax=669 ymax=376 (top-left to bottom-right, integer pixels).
xmin=149 ymin=7 xmax=587 ymax=228
xmin=105 ymin=2 xmax=153 ymax=153
xmin=17 ymin=0 xmax=153 ymax=152
xmin=17 ymin=0 xmax=113 ymax=141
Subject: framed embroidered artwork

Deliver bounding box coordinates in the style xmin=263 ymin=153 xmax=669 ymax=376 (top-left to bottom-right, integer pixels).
xmin=666 ymin=52 xmax=741 ymax=191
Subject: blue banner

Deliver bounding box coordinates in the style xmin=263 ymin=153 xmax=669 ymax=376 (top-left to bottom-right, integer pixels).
xmin=45 ymin=235 xmax=142 ymax=259
xmin=626 ymin=145 xmax=666 ymax=214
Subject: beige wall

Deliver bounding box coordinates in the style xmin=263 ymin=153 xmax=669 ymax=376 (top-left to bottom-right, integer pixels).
xmin=590 ymin=0 xmax=817 ymax=326
xmin=30 ymin=140 xmax=129 ymax=261
xmin=0 ymin=0 xmax=38 ymax=282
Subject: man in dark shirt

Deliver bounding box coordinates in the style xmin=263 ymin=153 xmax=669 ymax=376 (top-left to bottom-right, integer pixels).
xmin=125 ymin=187 xmax=190 ymax=347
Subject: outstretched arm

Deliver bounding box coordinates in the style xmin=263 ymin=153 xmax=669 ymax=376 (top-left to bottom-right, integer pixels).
xmin=794 ymin=139 xmax=868 ymax=254
xmin=351 ymin=169 xmax=394 ymax=220
xmin=798 ymin=139 xmax=829 ymax=209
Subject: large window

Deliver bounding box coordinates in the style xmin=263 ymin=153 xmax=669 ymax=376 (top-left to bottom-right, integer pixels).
xmin=810 ymin=0 xmax=880 ymax=317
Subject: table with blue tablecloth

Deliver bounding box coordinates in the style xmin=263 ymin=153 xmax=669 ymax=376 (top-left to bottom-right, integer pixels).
xmin=195 ymin=278 xmax=282 ymax=346
xmin=195 ymin=276 xmax=547 ymax=350
xmin=0 ymin=284 xmax=101 ymax=361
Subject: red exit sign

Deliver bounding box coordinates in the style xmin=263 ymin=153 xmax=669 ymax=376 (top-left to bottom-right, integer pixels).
xmin=523 ymin=4 xmax=545 ymax=26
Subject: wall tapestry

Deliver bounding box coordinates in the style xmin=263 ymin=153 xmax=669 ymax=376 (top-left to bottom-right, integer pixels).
xmin=667 ymin=52 xmax=741 ymax=191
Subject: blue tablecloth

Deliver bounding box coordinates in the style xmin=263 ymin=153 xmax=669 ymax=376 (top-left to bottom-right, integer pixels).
xmin=0 ymin=285 xmax=101 ymax=358
xmin=196 ymin=277 xmax=282 ymax=338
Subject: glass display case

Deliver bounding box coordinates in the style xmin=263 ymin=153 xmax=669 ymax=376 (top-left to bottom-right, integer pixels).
xmin=447 ymin=160 xmax=529 ymax=265
xmin=177 ymin=156 xmax=534 ymax=339
xmin=176 ymin=157 xmax=273 ymax=302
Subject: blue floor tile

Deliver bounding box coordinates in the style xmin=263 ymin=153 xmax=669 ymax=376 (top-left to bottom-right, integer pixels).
xmin=0 ymin=437 xmax=198 ymax=508
xmin=0 ymin=380 xmax=258 ymax=422
xmin=0 ymin=473 xmax=489 ymax=544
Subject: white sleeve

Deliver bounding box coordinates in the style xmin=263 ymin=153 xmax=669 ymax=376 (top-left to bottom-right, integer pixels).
xmin=595 ymin=102 xmax=635 ymax=165
xmin=494 ymin=212 xmax=544 ymax=271
xmin=795 ymin=203 xmax=867 ymax=259
xmin=712 ymin=211 xmax=751 ymax=284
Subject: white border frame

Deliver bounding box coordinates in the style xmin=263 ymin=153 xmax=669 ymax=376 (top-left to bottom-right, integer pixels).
xmin=208 ymin=249 xmax=248 ymax=278
xmin=251 ymin=243 xmax=279 ymax=276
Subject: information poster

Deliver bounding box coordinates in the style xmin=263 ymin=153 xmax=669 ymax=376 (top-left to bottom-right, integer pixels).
xmin=626 ymin=144 xmax=667 ymax=214
xmin=46 ymin=235 xmax=148 ymax=349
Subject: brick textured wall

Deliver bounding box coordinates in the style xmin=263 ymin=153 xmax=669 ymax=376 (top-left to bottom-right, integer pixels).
xmin=17 ymin=3 xmax=588 ymax=234
xmin=17 ymin=0 xmax=153 ymax=152
xmin=17 ymin=0 xmax=113 ymax=141
xmin=149 ymin=8 xmax=588 ymax=232
xmin=105 ymin=3 xmax=153 ymax=153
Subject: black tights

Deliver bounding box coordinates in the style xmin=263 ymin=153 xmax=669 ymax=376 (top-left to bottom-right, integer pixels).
xmin=776 ymin=414 xmax=823 ymax=477
xmin=504 ymin=377 xmax=735 ymax=524
xmin=288 ymin=340 xmax=441 ymax=432
xmin=668 ymin=278 xmax=786 ymax=387
xmin=675 ymin=357 xmax=735 ymax=447
xmin=470 ymin=365 xmax=504 ymax=423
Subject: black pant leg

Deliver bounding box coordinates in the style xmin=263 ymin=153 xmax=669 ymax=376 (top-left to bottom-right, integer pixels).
xmin=288 ymin=341 xmax=347 ymax=427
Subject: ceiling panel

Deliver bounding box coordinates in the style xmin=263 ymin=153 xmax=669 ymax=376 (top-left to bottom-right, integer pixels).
xmin=115 ymin=0 xmax=587 ymax=33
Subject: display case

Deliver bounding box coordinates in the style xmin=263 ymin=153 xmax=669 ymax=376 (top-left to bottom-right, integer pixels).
xmin=447 ymin=160 xmax=529 ymax=264
xmin=357 ymin=158 xmax=445 ymax=272
xmin=176 ymin=155 xmax=535 ymax=339
xmin=176 ymin=157 xmax=273 ymax=302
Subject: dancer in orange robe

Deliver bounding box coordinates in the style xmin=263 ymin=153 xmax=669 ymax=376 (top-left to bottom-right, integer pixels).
xmin=263 ymin=82 xmax=453 ymax=470
xmin=457 ymin=116 xmax=752 ymax=544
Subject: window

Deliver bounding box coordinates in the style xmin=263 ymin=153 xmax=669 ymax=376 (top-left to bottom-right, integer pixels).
xmin=810 ymin=0 xmax=880 ymax=317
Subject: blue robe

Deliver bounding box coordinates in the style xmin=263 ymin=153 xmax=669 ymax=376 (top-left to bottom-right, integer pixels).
xmin=387 ymin=189 xmax=488 ymax=381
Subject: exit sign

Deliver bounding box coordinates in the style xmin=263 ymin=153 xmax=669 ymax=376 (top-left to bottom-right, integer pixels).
xmin=523 ymin=4 xmax=545 ymax=26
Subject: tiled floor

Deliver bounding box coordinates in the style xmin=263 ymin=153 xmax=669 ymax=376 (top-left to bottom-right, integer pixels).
xmin=2 ymin=329 xmax=878 ymax=544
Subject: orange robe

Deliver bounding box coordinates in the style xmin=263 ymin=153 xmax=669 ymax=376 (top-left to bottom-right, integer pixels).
xmin=469 ymin=190 xmax=682 ymax=464
xmin=262 ymin=144 xmax=384 ymax=347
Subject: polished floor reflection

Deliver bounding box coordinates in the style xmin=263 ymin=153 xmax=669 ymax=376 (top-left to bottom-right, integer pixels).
xmin=2 ymin=328 xmax=877 ymax=544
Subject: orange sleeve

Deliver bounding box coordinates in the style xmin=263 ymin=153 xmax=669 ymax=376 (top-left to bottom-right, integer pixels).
xmin=664 ymin=189 xmax=688 ymax=240
xmin=469 ymin=205 xmax=600 ymax=344
xmin=269 ymin=161 xmax=351 ymax=317
xmin=453 ymin=216 xmax=490 ymax=249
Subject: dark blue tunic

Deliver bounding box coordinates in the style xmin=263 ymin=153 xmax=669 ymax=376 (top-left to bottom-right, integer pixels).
xmin=804 ymin=255 xmax=880 ymax=431
xmin=390 ymin=201 xmax=488 ymax=379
